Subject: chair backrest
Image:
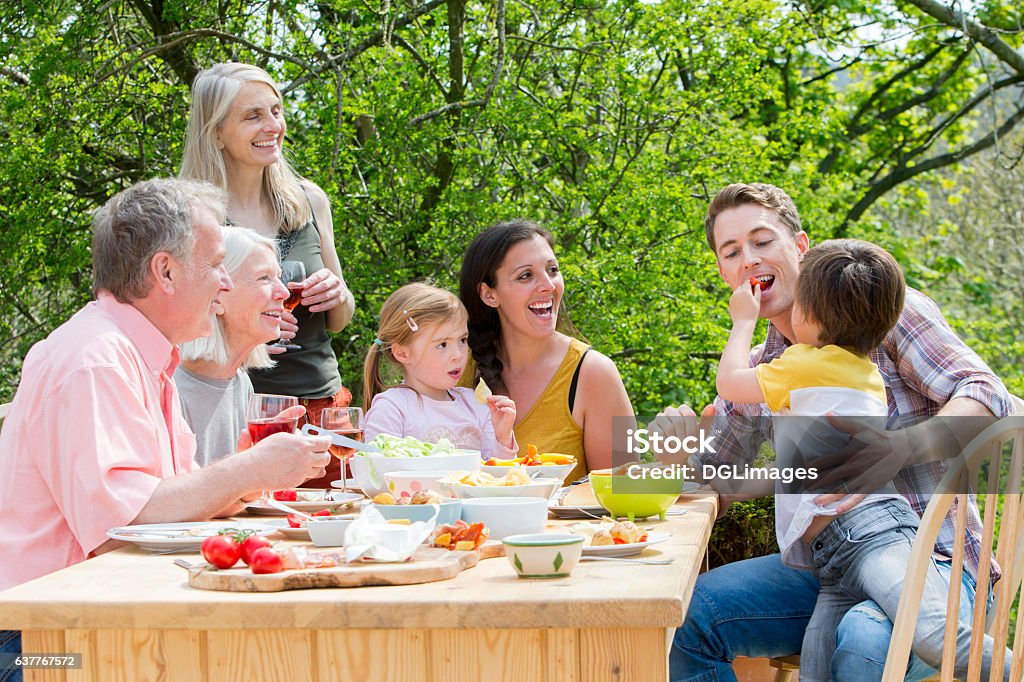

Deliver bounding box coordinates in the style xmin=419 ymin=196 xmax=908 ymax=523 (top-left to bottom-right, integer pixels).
xmin=882 ymin=415 xmax=1024 ymax=682
xmin=0 ymin=402 xmax=10 ymax=420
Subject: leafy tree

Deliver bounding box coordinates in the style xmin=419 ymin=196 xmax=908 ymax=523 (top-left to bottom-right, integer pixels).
xmin=1 ymin=0 xmax=1021 ymax=410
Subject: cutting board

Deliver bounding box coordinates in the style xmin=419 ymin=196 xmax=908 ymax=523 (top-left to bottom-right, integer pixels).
xmin=188 ymin=543 xmax=503 ymax=592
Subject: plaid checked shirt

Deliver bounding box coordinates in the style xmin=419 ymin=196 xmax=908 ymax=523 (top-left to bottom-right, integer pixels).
xmin=703 ymin=288 xmax=1012 ymax=583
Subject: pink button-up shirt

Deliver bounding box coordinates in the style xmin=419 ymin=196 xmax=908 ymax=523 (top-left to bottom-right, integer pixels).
xmin=0 ymin=293 xmax=197 ymax=590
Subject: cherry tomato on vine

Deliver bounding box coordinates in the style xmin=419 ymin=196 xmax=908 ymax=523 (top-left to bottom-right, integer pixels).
xmin=249 ymin=547 xmax=284 ymax=574
xmin=239 ymin=534 xmax=273 ymax=566
xmin=200 ymin=534 xmax=241 ymax=569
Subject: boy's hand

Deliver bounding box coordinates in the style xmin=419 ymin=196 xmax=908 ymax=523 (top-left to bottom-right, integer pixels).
xmin=487 ymin=395 xmax=517 ymax=449
xmin=729 ymin=278 xmax=762 ymax=323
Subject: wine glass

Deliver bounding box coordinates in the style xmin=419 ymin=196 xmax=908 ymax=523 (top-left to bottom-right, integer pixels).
xmin=270 ymin=260 xmax=306 ymax=351
xmin=246 ymin=393 xmax=300 ymax=501
xmin=321 ymin=407 xmax=364 ymax=493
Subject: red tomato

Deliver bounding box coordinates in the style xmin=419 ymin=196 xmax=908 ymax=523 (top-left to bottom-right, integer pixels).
xmin=272 ymin=490 xmax=298 ymax=501
xmin=248 ymin=547 xmax=284 ymax=574
xmin=239 ymin=534 xmax=273 ymax=565
xmin=286 ymin=514 xmax=306 ymax=529
xmin=312 ymin=509 xmax=332 ymax=517
xmin=200 ymin=534 xmax=241 ymax=569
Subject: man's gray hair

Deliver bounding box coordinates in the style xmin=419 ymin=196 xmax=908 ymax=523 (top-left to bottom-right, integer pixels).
xmin=92 ymin=178 xmax=228 ymax=302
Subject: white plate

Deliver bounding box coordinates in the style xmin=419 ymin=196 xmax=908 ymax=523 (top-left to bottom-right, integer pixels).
xmin=548 ymin=502 xmax=609 ymax=519
xmin=106 ymin=521 xmax=276 ymax=552
xmin=581 ymin=531 xmax=671 ymax=557
xmin=330 ymin=478 xmax=362 ymax=493
xmin=245 ymin=490 xmax=362 ymax=515
xmin=262 ymin=518 xmax=312 ymax=541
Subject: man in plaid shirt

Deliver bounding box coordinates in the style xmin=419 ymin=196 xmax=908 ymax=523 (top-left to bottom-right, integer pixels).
xmin=664 ymin=183 xmax=1012 ymax=682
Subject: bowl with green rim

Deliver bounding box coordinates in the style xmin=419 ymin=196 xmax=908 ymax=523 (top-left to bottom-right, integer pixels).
xmin=501 ymin=533 xmax=584 ymax=578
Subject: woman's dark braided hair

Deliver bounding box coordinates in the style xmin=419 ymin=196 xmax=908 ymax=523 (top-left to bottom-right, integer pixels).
xmin=459 ymin=220 xmax=555 ymax=393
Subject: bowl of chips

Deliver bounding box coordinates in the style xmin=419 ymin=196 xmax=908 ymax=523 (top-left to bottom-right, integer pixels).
xmin=441 ymin=469 xmax=562 ymax=500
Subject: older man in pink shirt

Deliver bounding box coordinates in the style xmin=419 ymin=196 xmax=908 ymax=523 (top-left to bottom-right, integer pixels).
xmin=0 ymin=179 xmax=331 ymax=597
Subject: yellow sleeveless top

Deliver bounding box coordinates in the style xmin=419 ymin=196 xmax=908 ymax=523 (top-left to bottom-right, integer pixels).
xmin=462 ymin=338 xmax=589 ymax=483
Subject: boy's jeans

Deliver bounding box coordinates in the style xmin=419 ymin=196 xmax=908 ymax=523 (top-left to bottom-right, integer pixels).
xmin=670 ymin=539 xmax=979 ymax=681
xmin=804 ymin=499 xmax=1010 ymax=682
xmin=0 ymin=630 xmax=22 ymax=682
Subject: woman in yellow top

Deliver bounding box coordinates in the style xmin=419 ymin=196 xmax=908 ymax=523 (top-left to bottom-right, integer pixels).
xmin=459 ymin=220 xmax=635 ymax=482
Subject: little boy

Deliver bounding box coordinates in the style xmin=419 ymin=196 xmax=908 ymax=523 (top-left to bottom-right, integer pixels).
xmin=716 ymin=238 xmax=1011 ymax=682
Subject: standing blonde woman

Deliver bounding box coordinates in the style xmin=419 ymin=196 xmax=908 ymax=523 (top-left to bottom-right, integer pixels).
xmin=180 ymin=62 xmax=355 ymax=451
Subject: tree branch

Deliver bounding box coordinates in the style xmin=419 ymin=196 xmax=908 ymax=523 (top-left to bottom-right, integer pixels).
xmin=1 ymin=67 xmax=29 ymax=86
xmin=840 ymin=102 xmax=1024 ymax=232
xmin=283 ymin=0 xmax=448 ymax=94
xmin=96 ymin=28 xmax=312 ymax=84
xmin=902 ymin=0 xmax=1024 ymax=76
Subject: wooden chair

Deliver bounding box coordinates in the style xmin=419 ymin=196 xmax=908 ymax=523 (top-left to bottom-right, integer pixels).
xmin=770 ymin=399 xmax=1024 ymax=679
xmin=879 ymin=414 xmax=1024 ymax=682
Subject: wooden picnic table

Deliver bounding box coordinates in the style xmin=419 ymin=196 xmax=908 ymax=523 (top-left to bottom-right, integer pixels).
xmin=0 ymin=492 xmax=717 ymax=682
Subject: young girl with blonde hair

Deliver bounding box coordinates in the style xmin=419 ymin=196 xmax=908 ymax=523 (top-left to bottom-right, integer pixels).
xmin=363 ymin=283 xmax=518 ymax=459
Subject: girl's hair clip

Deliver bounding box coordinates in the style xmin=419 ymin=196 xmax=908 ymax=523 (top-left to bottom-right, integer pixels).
xmin=402 ymin=309 xmax=419 ymax=332
xmin=373 ymin=338 xmax=384 ymax=347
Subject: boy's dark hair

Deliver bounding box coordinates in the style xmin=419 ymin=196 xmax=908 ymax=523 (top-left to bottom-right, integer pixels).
xmin=796 ymin=239 xmax=905 ymax=356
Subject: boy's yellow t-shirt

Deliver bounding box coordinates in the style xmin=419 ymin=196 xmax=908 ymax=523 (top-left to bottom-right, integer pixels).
xmin=755 ymin=343 xmax=887 ymax=415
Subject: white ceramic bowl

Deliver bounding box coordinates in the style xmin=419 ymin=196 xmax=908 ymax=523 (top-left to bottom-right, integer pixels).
xmin=459 ymin=497 xmax=548 ymax=540
xmin=480 ymin=464 xmax=576 ymax=482
xmin=305 ymin=515 xmax=358 ymax=547
xmin=371 ymin=499 xmax=462 ymax=526
xmin=383 ymin=470 xmax=457 ymax=499
xmin=351 ymin=451 xmax=482 ymax=497
xmin=501 ymin=533 xmax=584 ymax=578
xmin=443 ymin=477 xmax=562 ymax=501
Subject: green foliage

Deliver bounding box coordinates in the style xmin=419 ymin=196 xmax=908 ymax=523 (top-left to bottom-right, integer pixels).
xmin=707 ymin=496 xmax=778 ymax=568
xmin=0 ymin=0 xmax=1021 ymax=424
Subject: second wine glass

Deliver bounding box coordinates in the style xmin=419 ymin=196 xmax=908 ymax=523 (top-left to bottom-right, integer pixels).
xmin=321 ymin=407 xmax=364 ymax=493
xmin=270 ymin=260 xmax=306 ymax=351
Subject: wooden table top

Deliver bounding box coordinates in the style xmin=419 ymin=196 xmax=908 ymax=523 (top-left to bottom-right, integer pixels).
xmin=0 ymin=493 xmax=717 ymax=632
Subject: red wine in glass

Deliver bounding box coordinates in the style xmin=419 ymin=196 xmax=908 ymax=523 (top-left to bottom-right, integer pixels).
xmin=322 ymin=407 xmax=364 ymax=492
xmin=282 ymin=285 xmax=303 ymax=313
xmin=271 ymin=261 xmax=306 ymax=351
xmin=248 ymin=417 xmax=299 ymax=443
xmin=328 ymin=428 xmax=365 ymax=462
xmin=246 ymin=393 xmax=300 ymax=503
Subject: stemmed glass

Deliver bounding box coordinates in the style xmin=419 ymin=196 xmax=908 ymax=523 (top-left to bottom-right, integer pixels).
xmin=270 ymin=260 xmax=306 ymax=351
xmin=321 ymin=407 xmax=364 ymax=493
xmin=246 ymin=393 xmax=300 ymax=502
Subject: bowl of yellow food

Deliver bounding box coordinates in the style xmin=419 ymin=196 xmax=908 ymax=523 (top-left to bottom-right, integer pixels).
xmin=441 ymin=469 xmax=562 ymax=500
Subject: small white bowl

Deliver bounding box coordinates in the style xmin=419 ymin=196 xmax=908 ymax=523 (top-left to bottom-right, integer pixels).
xmin=480 ymin=463 xmax=576 ymax=482
xmin=383 ymin=470 xmax=457 ymax=499
xmin=459 ymin=497 xmax=548 ymax=540
xmin=306 ymin=515 xmax=357 ymax=547
xmin=444 ymin=477 xmax=562 ymax=501
xmin=502 ymin=533 xmax=584 ymax=578
xmin=371 ymin=499 xmax=462 ymax=526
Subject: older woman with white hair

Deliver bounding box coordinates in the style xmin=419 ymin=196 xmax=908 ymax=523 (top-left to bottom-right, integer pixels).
xmin=179 ymin=62 xmax=354 ymax=433
xmin=176 ymin=227 xmax=289 ymax=466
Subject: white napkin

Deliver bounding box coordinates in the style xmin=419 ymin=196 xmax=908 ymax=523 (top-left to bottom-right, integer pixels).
xmin=343 ymin=505 xmax=438 ymax=563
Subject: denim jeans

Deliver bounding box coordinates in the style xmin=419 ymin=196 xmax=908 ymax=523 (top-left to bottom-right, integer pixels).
xmin=805 ymin=499 xmax=1011 ymax=682
xmin=0 ymin=630 xmax=22 ymax=682
xmin=669 ymin=543 xmax=984 ymax=681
